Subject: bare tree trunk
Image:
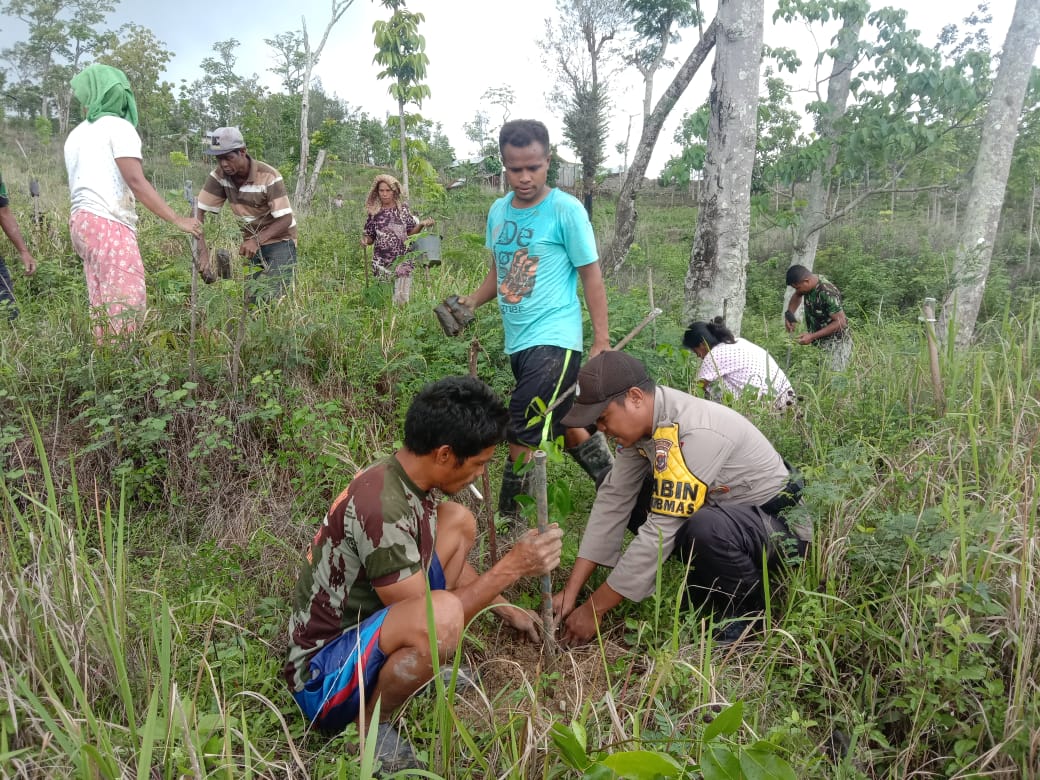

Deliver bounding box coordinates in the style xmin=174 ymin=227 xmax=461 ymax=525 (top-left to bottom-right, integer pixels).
xmin=295 ymin=24 xmax=314 ymax=203
xmin=293 ymin=1 xmax=356 ymax=209
xmin=786 ymin=8 xmax=863 ymax=273
xmin=1027 ymin=177 xmax=1036 ymax=273
xmin=683 ymin=0 xmax=762 ymax=334
xmin=603 ymin=19 xmax=718 ymax=274
xmin=939 ymin=0 xmax=1040 ymax=347
xmin=397 ymin=98 xmax=410 ymax=198
xmin=298 ymin=149 xmax=327 ymax=205
xmin=57 ymin=91 xmax=72 ymax=136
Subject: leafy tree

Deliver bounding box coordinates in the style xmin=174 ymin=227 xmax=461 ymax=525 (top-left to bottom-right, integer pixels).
xmin=1 ymin=0 xmax=116 ymax=132
xmin=198 ymin=39 xmax=246 ymax=127
xmin=661 ymin=67 xmax=800 ymax=191
xmin=659 ymin=103 xmax=708 ymax=186
xmin=95 ymin=23 xmax=174 ymax=140
xmin=770 ymin=0 xmax=992 ymax=306
xmin=940 ymin=0 xmax=1040 ymax=346
xmin=684 ymin=0 xmax=763 ymax=331
xmin=752 ymin=67 xmax=803 ymax=195
xmin=1006 ymin=68 xmax=1040 ymax=251
xmin=424 ymin=121 xmax=456 ymax=172
xmin=463 ymin=110 xmax=492 ymax=157
xmin=356 ymin=113 xmax=393 ymax=165
xmin=540 ymin=0 xmax=628 ymax=215
xmin=774 ymin=0 xmax=867 ymax=280
xmin=562 ymin=81 xmax=610 ymax=214
xmin=265 ymin=31 xmax=307 ymax=95
xmin=373 ymin=1 xmax=431 ymax=198
xmin=624 ymin=0 xmax=701 ymax=119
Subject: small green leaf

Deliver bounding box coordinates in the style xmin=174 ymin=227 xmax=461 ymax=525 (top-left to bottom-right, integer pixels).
xmin=600 ymin=749 xmax=682 ymax=778
xmin=704 ymin=701 xmax=743 ymax=740
xmin=700 ymin=742 xmax=742 ymax=780
xmin=582 ymin=764 xmax=617 ymax=780
xmin=550 ymin=722 xmax=590 ymax=771
xmin=738 ymin=746 xmax=798 ymax=780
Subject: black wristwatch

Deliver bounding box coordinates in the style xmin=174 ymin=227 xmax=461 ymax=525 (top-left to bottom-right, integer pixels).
xmin=784 ymin=311 xmax=797 ymax=324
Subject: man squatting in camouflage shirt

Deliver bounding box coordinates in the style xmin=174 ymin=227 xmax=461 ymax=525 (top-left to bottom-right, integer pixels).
xmin=284 ymin=376 xmax=563 ymax=766
xmin=552 ymin=352 xmax=812 ymax=646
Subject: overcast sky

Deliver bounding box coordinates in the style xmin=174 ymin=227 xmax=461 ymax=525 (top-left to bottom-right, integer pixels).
xmin=0 ymin=0 xmax=1020 ymax=176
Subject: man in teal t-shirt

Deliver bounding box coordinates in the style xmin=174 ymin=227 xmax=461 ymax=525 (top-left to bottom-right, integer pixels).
xmin=0 ymin=171 xmax=38 ymax=320
xmin=458 ymin=119 xmax=613 ymax=518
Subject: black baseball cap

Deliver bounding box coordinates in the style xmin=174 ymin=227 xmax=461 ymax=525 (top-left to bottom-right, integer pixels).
xmin=560 ymin=352 xmax=653 ymax=428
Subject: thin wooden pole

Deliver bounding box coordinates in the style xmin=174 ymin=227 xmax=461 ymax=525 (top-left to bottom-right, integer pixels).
xmin=921 ymin=298 xmax=945 ymax=417
xmin=531 ymin=450 xmax=557 ymax=659
xmin=647 ymin=267 xmax=657 ymax=349
xmin=1027 ymin=177 xmax=1036 ymax=274
xmin=185 ymin=182 xmax=199 ymax=383
xmin=468 ymin=338 xmax=499 ymax=565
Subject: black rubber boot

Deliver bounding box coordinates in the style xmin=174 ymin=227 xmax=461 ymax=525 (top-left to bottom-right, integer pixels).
xmin=566 ymin=431 xmax=615 ymax=488
xmin=498 ymin=459 xmax=530 ymax=519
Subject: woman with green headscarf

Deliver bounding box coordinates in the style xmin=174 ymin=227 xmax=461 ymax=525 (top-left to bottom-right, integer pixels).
xmin=64 ymin=63 xmax=202 ymax=340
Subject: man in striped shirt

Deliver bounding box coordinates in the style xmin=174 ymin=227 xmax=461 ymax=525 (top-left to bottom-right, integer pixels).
xmin=197 ymin=126 xmax=297 ymax=303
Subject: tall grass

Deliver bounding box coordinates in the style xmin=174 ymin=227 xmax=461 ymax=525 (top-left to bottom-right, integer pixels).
xmin=1 ymin=133 xmax=1038 ymax=776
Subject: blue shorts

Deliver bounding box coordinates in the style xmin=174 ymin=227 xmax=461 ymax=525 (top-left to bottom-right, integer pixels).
xmin=293 ymin=554 xmax=447 ymax=734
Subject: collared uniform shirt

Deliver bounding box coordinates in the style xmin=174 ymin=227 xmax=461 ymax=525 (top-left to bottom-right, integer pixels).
xmin=577 ymin=386 xmax=790 ymax=602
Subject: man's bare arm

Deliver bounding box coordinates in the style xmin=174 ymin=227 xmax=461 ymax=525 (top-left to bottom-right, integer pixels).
xmin=578 ymin=262 xmax=610 ymax=357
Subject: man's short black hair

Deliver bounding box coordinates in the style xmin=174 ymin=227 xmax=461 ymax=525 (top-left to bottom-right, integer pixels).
xmin=786 ymin=264 xmax=812 ymax=286
xmin=404 ymin=376 xmax=508 ymax=463
xmin=499 ymin=119 xmax=550 ymax=157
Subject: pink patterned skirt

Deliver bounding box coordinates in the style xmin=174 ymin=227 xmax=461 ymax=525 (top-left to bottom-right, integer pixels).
xmin=69 ymin=210 xmax=146 ymax=338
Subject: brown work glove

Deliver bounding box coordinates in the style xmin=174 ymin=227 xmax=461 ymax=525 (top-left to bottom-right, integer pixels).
xmin=216 ymin=249 xmax=233 ymax=280
xmin=196 ymin=247 xmax=217 ymax=284
xmin=433 ymin=295 xmax=475 ymax=337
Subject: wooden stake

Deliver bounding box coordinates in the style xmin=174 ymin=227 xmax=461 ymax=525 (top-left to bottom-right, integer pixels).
xmin=530 ymin=450 xmax=557 ymax=659
xmin=647 ymin=267 xmax=657 ymax=349
xmin=921 ymin=298 xmax=945 ymax=416
xmin=185 ymin=182 xmax=199 ymax=383
xmin=468 ymin=337 xmax=499 ymax=565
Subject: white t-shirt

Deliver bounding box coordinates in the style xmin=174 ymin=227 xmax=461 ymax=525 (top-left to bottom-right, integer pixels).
xmin=64 ymin=115 xmax=143 ymax=230
xmin=697 ymin=338 xmax=794 ymax=409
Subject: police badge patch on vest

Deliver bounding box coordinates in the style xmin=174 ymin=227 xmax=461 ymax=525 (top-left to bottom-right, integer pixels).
xmin=637 ymin=424 xmax=708 ymax=518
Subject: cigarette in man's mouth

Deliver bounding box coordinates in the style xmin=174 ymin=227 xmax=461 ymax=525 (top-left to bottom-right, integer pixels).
xmin=468 ymin=483 xmax=484 ymax=501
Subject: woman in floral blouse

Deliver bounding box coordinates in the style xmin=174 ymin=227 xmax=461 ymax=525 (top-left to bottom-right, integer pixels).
xmin=360 ymin=174 xmax=433 ymax=304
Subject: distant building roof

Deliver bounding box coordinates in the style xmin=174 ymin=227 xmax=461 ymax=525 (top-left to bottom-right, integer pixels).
xmin=450 ymin=155 xmax=498 ymax=168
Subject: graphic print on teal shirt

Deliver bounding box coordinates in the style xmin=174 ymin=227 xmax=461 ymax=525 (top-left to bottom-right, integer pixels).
xmin=485 ymin=188 xmax=598 ymax=354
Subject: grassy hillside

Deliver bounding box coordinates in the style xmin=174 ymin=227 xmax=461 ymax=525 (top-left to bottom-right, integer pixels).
xmin=1 ymin=131 xmax=1038 ymax=778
